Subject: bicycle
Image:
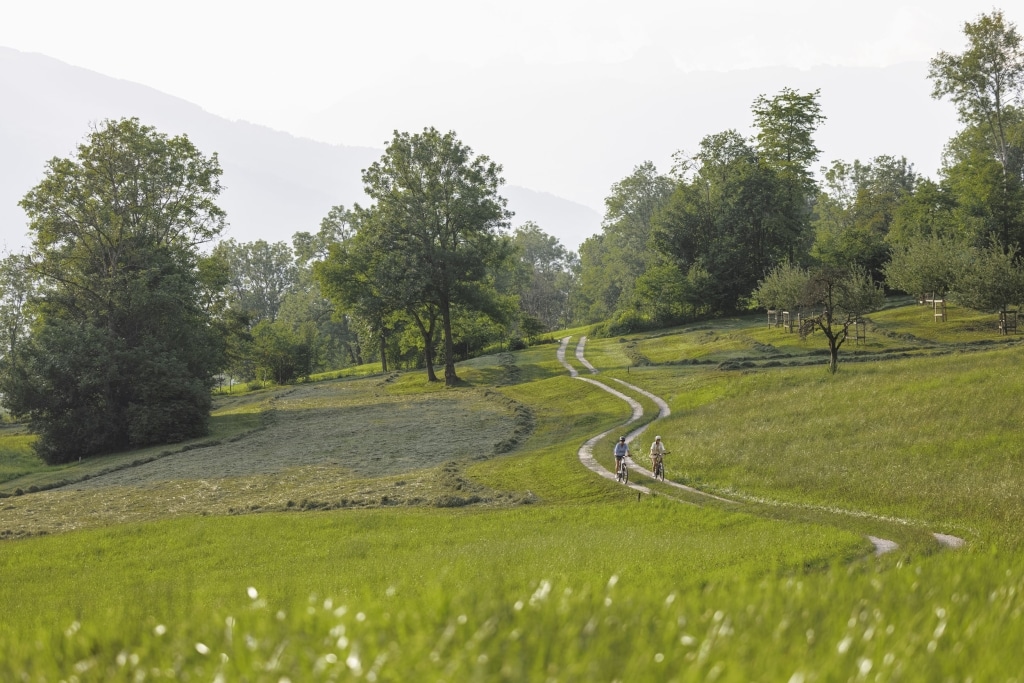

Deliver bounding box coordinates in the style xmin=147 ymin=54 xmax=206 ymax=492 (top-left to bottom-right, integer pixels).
xmin=616 ymin=456 xmax=630 ymax=484
xmin=651 ymin=451 xmax=670 ymax=482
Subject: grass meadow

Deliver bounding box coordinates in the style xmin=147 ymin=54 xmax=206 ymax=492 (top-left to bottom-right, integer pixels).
xmin=1 ymin=301 xmax=1024 ymax=680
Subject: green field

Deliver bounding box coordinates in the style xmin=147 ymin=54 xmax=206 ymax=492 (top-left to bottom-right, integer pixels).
xmin=1 ymin=301 xmax=1023 ymax=680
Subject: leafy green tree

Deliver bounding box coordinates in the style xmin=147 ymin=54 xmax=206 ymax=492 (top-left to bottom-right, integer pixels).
xmin=930 ymin=10 xmax=1024 ymax=174
xmin=930 ymin=10 xmax=1024 ymax=247
xmin=752 ymin=260 xmax=810 ymax=314
xmin=949 ymin=241 xmax=1024 ymax=319
xmin=213 ymin=238 xmax=297 ymax=324
xmin=508 ymin=222 xmax=575 ymax=330
xmin=883 ymin=235 xmax=965 ymax=303
xmin=653 ymin=128 xmax=811 ymax=313
xmin=887 ymin=178 xmax=961 ymax=244
xmin=360 ymin=128 xmax=512 ymax=385
xmin=314 ymin=207 xmax=402 ymax=374
xmin=752 ymin=87 xmax=827 ymax=192
xmin=577 ymin=163 xmax=674 ymax=324
xmin=2 ymin=118 xmax=225 ymax=462
xmin=812 ymin=156 xmax=917 ymax=277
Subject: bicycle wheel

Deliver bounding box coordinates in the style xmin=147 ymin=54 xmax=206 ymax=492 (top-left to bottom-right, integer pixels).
xmin=622 ymin=465 xmax=629 ymax=484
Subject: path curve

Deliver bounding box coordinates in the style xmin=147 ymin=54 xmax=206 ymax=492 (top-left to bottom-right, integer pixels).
xmin=559 ymin=335 xmax=953 ymax=555
xmin=575 ymin=336 xmax=598 ymax=374
xmin=557 ymin=336 xmax=578 ymax=377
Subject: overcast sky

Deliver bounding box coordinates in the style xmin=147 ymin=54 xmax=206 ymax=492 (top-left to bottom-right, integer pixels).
xmin=2 ymin=1 xmax=1012 ymax=137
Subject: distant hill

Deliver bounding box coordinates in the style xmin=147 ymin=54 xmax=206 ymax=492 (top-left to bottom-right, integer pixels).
xmin=0 ymin=47 xmax=601 ymax=254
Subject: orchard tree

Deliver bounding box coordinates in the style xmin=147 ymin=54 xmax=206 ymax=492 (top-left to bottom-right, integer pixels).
xmin=360 ymin=128 xmax=512 ymax=385
xmin=883 ymin=235 xmax=965 ymax=304
xmin=755 ymin=264 xmax=884 ymax=373
xmin=1 ymin=118 xmax=225 ymax=462
xmin=949 ymin=241 xmax=1024 ymax=320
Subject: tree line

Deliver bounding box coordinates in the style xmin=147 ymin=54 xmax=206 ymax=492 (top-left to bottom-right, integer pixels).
xmin=0 ymin=9 xmax=1021 ymax=461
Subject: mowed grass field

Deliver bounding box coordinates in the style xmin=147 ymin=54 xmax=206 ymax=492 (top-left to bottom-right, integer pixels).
xmin=1 ymin=302 xmax=1024 ymax=680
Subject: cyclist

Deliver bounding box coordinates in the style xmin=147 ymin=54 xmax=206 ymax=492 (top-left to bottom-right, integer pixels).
xmin=649 ymin=435 xmax=667 ymax=476
xmin=613 ymin=436 xmax=630 ymax=476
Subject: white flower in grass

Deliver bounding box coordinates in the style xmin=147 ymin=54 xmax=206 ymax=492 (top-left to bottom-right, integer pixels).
xmin=346 ymin=653 xmax=362 ymax=674
xmin=530 ymin=581 xmax=552 ymax=606
xmin=837 ymin=636 xmax=852 ymax=654
xmin=858 ymin=658 xmax=872 ymax=676
xmin=247 ymin=586 xmax=259 ymax=600
xmin=607 ymin=574 xmax=619 ymax=589
xmin=195 ymin=642 xmax=211 ymax=655
xmin=153 ymin=624 xmax=167 ymax=637
xmin=654 ymin=653 xmax=665 ymax=663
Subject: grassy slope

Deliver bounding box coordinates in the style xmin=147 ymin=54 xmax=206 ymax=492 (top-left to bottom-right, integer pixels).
xmin=1 ymin=302 xmax=1023 ymax=679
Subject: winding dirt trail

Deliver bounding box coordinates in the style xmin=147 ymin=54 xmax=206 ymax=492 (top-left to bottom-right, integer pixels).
xmin=557 ymin=336 xmax=966 ymax=554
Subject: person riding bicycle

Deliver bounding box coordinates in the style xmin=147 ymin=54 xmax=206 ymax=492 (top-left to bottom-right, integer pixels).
xmin=649 ymin=435 xmax=667 ymax=474
xmin=613 ymin=436 xmax=630 ymax=476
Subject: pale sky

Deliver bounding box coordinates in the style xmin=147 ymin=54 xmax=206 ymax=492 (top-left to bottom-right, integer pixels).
xmin=1 ymin=1 xmax=1011 ymax=139
xmin=2 ymin=0 xmax=1019 ymax=241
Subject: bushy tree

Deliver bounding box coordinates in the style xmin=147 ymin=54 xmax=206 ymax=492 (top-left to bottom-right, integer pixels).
xmin=949 ymin=241 xmax=1024 ymax=316
xmin=883 ymin=235 xmax=965 ymax=303
xmin=1 ymin=118 xmax=225 ymax=463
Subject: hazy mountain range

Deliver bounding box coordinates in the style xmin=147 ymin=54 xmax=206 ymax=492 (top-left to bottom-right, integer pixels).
xmin=2 ymin=46 xmax=962 ymax=255
xmin=0 ymin=47 xmax=601 ymax=254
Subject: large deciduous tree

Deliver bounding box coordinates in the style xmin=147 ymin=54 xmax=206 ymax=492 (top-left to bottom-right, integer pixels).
xmin=579 ymin=162 xmax=674 ymax=324
xmin=930 ymin=10 xmax=1024 ymax=247
xmin=812 ymin=156 xmax=918 ymax=278
xmin=360 ymin=128 xmax=512 ymax=386
xmin=1 ymin=118 xmax=225 ymax=463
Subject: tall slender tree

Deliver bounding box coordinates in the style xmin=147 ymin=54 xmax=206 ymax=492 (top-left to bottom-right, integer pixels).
xmin=360 ymin=128 xmax=512 ymax=385
xmin=930 ymin=10 xmax=1024 ymax=246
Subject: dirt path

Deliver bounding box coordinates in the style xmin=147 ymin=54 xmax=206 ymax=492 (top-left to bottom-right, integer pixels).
xmin=560 ymin=335 xmax=965 ymax=554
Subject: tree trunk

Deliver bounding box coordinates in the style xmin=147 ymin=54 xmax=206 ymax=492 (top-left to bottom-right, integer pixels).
xmin=441 ymin=300 xmax=459 ymax=386
xmin=408 ymin=308 xmax=439 ymax=382
xmin=378 ymin=330 xmax=388 ymax=373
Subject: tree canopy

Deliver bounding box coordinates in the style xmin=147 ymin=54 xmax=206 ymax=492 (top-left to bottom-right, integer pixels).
xmin=1 ymin=118 xmax=225 ymax=463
